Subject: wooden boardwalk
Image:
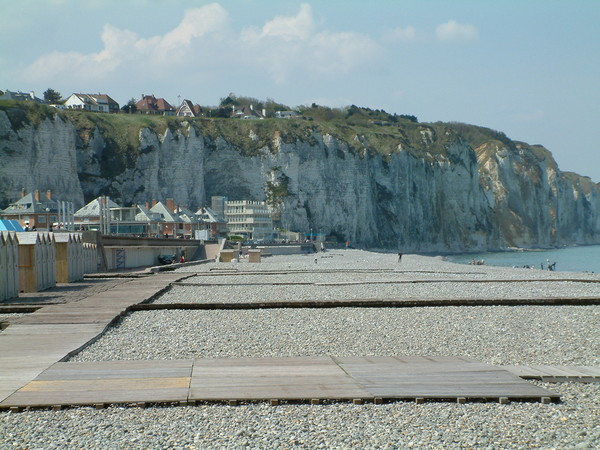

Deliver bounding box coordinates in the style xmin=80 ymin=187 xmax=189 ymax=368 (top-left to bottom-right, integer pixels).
xmin=501 ymin=365 xmax=600 ymax=382
xmin=1 ymin=356 xmax=561 ymax=409
xmin=2 ymin=267 xmax=598 ymax=410
xmin=0 ymin=273 xmax=188 ymax=403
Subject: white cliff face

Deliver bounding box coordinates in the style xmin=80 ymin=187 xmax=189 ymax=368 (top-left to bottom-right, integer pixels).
xmin=476 ymin=141 xmax=600 ymax=248
xmin=1 ymin=109 xmax=599 ymax=251
xmin=0 ymin=111 xmax=84 ymax=205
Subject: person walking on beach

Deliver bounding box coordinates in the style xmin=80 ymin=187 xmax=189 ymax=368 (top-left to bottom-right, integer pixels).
xmin=398 ymin=252 xmax=403 ymax=263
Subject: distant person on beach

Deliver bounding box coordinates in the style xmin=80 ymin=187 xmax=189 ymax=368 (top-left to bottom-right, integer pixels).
xmin=398 ymin=252 xmax=403 ymax=262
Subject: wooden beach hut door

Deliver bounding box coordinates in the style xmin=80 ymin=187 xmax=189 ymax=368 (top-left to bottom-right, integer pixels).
xmin=47 ymin=233 xmax=57 ymax=287
xmin=0 ymin=234 xmax=7 ymax=300
xmin=17 ymin=233 xmax=38 ymax=292
xmin=9 ymin=233 xmax=19 ymax=298
xmin=4 ymin=233 xmax=19 ymax=299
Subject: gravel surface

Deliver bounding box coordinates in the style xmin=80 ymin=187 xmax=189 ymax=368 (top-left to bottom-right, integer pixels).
xmin=159 ymin=280 xmax=600 ymax=304
xmin=71 ymin=306 xmax=599 ymax=366
xmin=2 ymin=250 xmax=599 ymax=449
xmin=2 ymin=383 xmax=599 ymax=449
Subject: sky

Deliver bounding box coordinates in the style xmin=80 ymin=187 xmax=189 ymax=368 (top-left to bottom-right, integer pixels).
xmin=1 ymin=0 xmax=599 ymax=181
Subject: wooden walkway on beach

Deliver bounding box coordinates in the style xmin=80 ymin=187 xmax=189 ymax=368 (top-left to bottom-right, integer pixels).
xmin=0 ymin=273 xmax=189 ymax=404
xmin=2 ymin=266 xmax=598 ymax=411
xmin=501 ymin=365 xmax=600 ymax=383
xmin=0 ymin=356 xmax=563 ymax=409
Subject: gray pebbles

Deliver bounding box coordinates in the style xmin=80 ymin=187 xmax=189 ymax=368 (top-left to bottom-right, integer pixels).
xmin=2 ymin=250 xmax=599 ymax=449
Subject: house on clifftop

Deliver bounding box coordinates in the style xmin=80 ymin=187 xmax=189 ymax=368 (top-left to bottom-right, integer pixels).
xmin=0 ymin=90 xmax=43 ymax=103
xmin=176 ymin=99 xmax=203 ymax=117
xmin=64 ymin=93 xmax=120 ymax=113
xmin=136 ymin=94 xmax=175 ymax=115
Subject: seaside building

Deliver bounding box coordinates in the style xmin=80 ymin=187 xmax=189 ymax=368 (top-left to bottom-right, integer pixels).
xmin=74 ymin=197 xmax=148 ymax=235
xmin=1 ymin=189 xmax=73 ymax=230
xmin=195 ymin=206 xmax=228 ymax=240
xmin=224 ymin=200 xmax=274 ymax=240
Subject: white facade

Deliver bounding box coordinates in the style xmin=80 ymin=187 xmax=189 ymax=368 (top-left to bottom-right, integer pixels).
xmin=224 ymin=200 xmax=273 ymax=240
xmin=64 ymin=94 xmax=97 ymax=111
xmin=64 ymin=94 xmax=118 ymax=112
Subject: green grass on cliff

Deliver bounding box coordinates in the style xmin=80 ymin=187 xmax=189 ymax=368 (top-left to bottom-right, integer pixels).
xmin=0 ymin=100 xmax=562 ymax=175
xmin=0 ymin=101 xmax=463 ymax=161
xmin=0 ymin=100 xmax=58 ymax=129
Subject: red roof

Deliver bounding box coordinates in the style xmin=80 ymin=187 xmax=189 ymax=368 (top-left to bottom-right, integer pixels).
xmin=136 ymin=94 xmax=174 ymax=112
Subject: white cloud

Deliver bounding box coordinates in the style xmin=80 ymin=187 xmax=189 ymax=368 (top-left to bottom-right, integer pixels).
xmin=252 ymin=3 xmax=315 ymax=40
xmin=23 ymin=3 xmax=230 ymax=84
xmin=22 ymin=3 xmax=379 ymax=89
xmin=240 ymin=3 xmax=379 ymax=83
xmin=436 ymin=20 xmax=478 ymax=42
xmin=385 ymin=26 xmax=417 ymax=42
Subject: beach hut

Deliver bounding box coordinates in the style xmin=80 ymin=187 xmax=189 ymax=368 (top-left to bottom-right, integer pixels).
xmin=83 ymin=242 xmax=98 ymax=274
xmin=41 ymin=233 xmax=57 ymax=288
xmin=0 ymin=232 xmax=19 ymax=300
xmin=71 ymin=234 xmax=85 ymax=280
xmin=15 ymin=232 xmax=56 ymax=292
xmin=54 ymin=233 xmax=84 ymax=283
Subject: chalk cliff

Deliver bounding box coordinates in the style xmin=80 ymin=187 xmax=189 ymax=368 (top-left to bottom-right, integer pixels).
xmin=1 ymin=104 xmax=599 ymax=251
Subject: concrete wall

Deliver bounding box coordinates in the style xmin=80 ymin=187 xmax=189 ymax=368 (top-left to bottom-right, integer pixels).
xmin=104 ymin=245 xmax=199 ymax=270
xmin=255 ymin=244 xmax=315 ymax=255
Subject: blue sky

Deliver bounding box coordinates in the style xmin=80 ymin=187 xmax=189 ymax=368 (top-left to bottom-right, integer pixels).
xmin=1 ymin=0 xmax=599 ymax=181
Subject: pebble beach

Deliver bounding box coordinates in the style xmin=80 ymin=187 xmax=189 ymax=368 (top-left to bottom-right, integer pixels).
xmin=2 ymin=250 xmax=599 ymax=449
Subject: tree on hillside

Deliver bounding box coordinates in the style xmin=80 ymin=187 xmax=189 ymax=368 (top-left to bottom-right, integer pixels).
xmin=43 ymin=88 xmax=62 ymax=104
xmin=121 ymin=98 xmax=138 ymax=114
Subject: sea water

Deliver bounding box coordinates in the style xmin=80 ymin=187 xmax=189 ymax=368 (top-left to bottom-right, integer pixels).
xmin=446 ymin=245 xmax=600 ymax=273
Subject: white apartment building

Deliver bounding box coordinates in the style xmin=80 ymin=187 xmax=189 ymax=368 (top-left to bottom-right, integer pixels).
xmin=224 ymin=200 xmax=274 ymax=240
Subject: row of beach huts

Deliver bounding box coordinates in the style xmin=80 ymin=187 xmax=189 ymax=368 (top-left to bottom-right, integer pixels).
xmin=0 ymin=231 xmax=98 ymax=301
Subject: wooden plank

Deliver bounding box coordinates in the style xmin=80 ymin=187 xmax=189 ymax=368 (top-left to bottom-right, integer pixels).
xmin=502 ymin=365 xmax=600 ymax=379
xmin=2 ymin=388 xmax=188 ymax=407
xmin=190 ymin=356 xmax=371 ymax=401
xmin=336 ymin=356 xmax=559 ymax=400
xmin=2 ymin=356 xmax=562 ymax=407
xmin=190 ymin=385 xmax=369 ymax=401
xmin=528 ymin=365 xmax=590 ymax=377
xmin=565 ymin=366 xmax=600 ymax=376
xmin=35 ymin=360 xmax=193 ymax=380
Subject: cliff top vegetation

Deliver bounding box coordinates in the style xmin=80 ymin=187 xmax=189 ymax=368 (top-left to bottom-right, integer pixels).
xmin=0 ymin=99 xmax=553 ymax=168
